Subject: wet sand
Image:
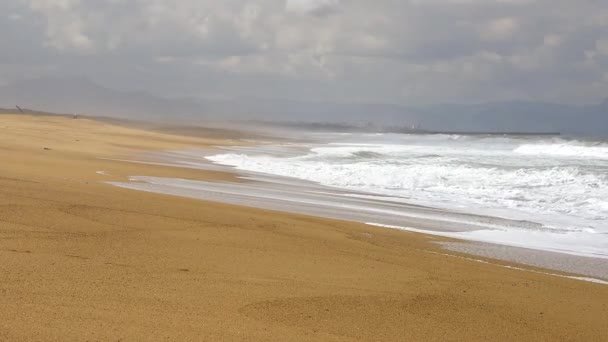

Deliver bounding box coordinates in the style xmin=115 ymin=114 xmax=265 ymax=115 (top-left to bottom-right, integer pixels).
xmin=110 ymin=149 xmax=608 ymax=279
xmin=1 ymin=114 xmax=607 ymax=341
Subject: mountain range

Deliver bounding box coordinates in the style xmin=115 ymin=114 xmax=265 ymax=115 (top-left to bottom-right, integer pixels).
xmin=1 ymin=77 xmax=606 ymax=136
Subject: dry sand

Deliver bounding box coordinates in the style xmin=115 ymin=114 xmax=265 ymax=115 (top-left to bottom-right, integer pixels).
xmin=1 ymin=114 xmax=607 ymax=341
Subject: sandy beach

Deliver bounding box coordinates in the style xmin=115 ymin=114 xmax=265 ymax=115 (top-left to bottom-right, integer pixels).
xmin=1 ymin=113 xmax=607 ymax=341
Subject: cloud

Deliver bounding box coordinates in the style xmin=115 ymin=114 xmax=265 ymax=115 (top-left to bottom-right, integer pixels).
xmin=26 ymin=0 xmax=95 ymax=52
xmin=481 ymin=17 xmax=519 ymax=41
xmin=0 ymin=0 xmax=607 ymax=105
xmin=285 ymin=0 xmax=340 ymax=16
xmin=596 ymin=39 xmax=608 ymax=56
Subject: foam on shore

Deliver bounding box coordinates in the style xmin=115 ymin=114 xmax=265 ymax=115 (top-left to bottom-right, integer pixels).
xmin=107 ymin=140 xmax=607 ymax=281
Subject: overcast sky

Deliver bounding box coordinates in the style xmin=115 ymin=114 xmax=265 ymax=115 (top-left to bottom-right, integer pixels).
xmin=2 ymin=0 xmax=608 ymax=105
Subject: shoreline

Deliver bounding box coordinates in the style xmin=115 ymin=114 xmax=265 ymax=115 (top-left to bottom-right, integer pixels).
xmin=2 ymin=114 xmax=607 ymax=341
xmin=108 ymin=147 xmax=608 ymax=280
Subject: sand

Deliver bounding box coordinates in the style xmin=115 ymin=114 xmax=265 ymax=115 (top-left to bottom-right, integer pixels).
xmin=1 ymin=113 xmax=607 ymax=341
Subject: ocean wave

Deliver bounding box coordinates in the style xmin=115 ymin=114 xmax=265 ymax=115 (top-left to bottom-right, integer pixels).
xmin=514 ymin=142 xmax=608 ymax=159
xmin=207 ymin=148 xmax=608 ymax=232
xmin=351 ymin=151 xmax=385 ymax=159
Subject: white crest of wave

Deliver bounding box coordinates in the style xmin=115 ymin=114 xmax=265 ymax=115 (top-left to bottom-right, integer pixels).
xmin=205 ymin=135 xmax=608 ymax=259
xmin=514 ymin=141 xmax=608 ymax=159
xmin=207 ymin=151 xmax=608 ymax=231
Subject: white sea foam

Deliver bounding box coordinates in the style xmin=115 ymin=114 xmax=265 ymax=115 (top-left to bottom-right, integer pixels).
xmin=514 ymin=142 xmax=608 ymax=159
xmin=207 ymin=154 xmax=608 ymax=231
xmin=205 ymin=134 xmax=608 ymax=256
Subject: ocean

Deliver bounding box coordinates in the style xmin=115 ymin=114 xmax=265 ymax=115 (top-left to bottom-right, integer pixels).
xmin=205 ymin=133 xmax=608 ymax=258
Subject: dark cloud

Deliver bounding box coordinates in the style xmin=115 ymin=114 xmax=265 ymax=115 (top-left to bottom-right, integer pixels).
xmin=1 ymin=0 xmax=607 ymax=104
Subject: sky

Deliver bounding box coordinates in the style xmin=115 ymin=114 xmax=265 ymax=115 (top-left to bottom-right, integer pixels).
xmin=2 ymin=0 xmax=608 ymax=105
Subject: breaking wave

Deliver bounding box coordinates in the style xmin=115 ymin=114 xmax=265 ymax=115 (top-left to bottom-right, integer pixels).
xmin=207 ymin=133 xmax=608 ymax=235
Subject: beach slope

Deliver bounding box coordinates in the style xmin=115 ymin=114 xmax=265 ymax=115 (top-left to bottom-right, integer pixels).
xmin=0 ymin=114 xmax=607 ymax=341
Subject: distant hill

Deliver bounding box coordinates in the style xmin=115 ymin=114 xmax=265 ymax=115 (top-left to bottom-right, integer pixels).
xmin=1 ymin=77 xmax=606 ymax=136
xmin=0 ymin=106 xmax=75 ymax=117
xmin=0 ymin=77 xmax=203 ymax=123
